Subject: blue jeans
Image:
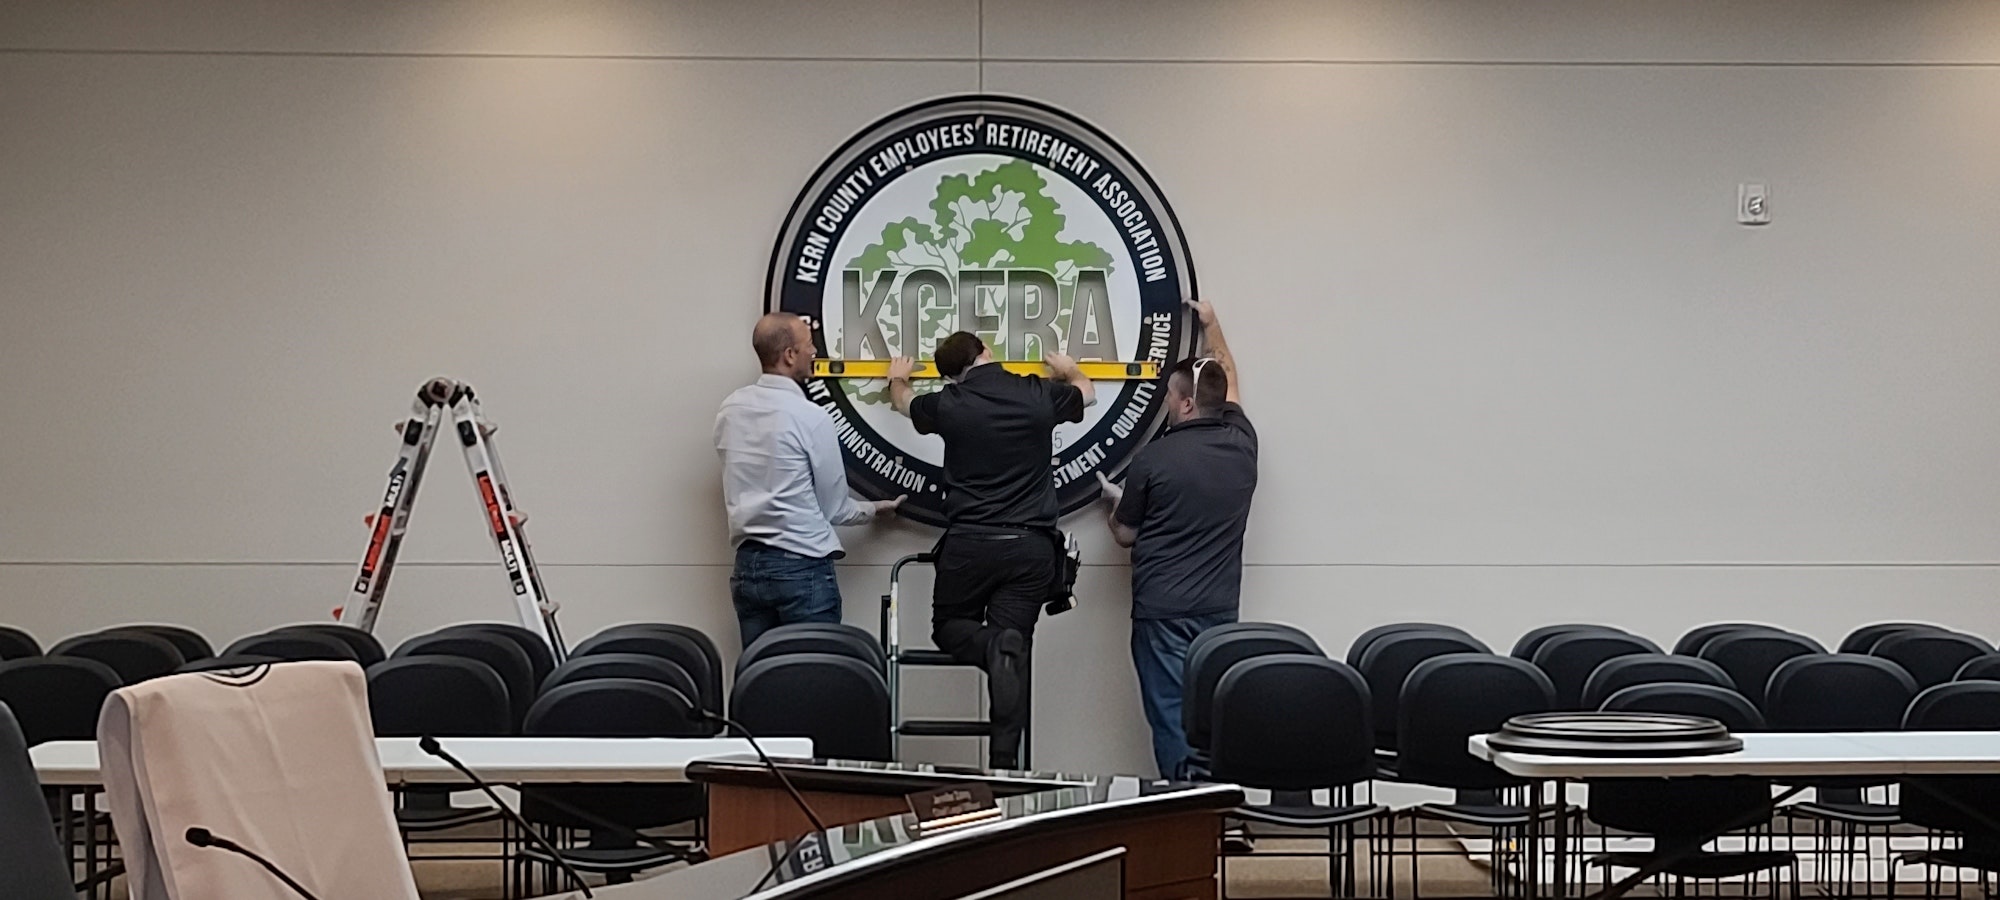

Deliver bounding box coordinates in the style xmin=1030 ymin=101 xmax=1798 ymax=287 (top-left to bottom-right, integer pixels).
xmin=1132 ymin=610 xmax=1238 ymax=779
xmin=731 ymin=543 xmax=842 ymax=648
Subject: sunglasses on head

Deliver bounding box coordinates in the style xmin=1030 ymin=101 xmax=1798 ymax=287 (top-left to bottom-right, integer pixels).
xmin=1190 ymin=357 xmax=1217 ymax=398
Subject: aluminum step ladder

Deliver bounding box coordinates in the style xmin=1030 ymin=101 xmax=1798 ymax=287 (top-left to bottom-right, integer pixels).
xmin=336 ymin=377 xmax=568 ymax=660
xmin=879 ymin=552 xmax=1031 ymax=768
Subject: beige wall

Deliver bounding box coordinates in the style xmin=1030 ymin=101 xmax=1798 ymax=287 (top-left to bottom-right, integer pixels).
xmin=3 ymin=1 xmax=1999 ymax=774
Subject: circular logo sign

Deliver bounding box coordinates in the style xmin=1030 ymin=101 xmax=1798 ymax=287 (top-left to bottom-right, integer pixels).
xmin=766 ymin=95 xmax=1197 ymax=527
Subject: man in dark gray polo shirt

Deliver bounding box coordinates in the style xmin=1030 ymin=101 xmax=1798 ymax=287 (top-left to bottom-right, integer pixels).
xmin=887 ymin=333 xmax=1094 ymax=769
xmin=1097 ymin=299 xmax=1257 ymax=778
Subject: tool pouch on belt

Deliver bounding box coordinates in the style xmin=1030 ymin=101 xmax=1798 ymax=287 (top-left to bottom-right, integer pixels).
xmin=1044 ymin=529 xmax=1081 ymax=615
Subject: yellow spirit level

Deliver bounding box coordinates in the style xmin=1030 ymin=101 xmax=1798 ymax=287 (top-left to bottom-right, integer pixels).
xmin=812 ymin=359 xmax=1160 ymax=380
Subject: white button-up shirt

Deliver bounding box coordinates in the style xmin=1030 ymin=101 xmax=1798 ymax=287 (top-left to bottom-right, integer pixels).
xmin=714 ymin=374 xmax=874 ymax=558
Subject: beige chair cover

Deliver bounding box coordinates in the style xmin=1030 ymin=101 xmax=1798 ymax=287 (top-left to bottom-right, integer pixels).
xmin=100 ymin=660 xmax=420 ymax=900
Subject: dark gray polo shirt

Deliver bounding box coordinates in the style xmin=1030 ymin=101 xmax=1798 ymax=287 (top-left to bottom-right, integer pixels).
xmin=910 ymin=363 xmax=1086 ymax=529
xmin=1114 ymin=403 xmax=1259 ymax=619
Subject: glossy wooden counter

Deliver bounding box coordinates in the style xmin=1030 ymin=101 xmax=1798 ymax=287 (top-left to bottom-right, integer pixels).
xmin=675 ymin=757 xmax=1241 ymax=900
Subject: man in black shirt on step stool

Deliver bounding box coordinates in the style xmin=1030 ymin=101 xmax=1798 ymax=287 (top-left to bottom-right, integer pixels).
xmin=887 ymin=333 xmax=1094 ymax=770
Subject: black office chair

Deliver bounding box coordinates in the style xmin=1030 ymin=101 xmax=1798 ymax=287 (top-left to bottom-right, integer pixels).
xmin=573 ymin=628 xmax=723 ymax=726
xmin=0 ymin=626 xmax=39 ymax=661
xmin=1601 ymin=681 xmax=1765 ymax=723
xmin=223 ymin=631 xmax=362 ymax=663
xmin=1345 ymin=622 xmax=1474 ymax=668
xmin=370 ymin=658 xmax=512 ymax=737
xmin=594 ymin=622 xmax=722 ymax=665
xmin=1182 ymin=628 xmax=1323 ymax=778
xmin=1957 ymin=655 xmax=2000 ymax=683
xmin=0 ymin=657 xmax=121 ymax=745
xmin=1509 ymin=623 xmax=1626 ymax=661
xmin=1210 ymin=656 xmax=1386 ymax=899
xmin=737 ymin=624 xmax=887 ymax=676
xmin=106 ymin=624 xmax=213 ymax=663
xmin=273 ymin=623 xmax=386 ymax=666
xmin=1581 ymin=654 xmax=1734 ymax=710
xmin=1590 ymin=684 xmax=1793 ymax=895
xmin=440 ymin=622 xmax=557 ymax=687
xmin=368 ymin=657 xmax=513 ymax=831
xmin=731 ymin=653 xmax=892 ymax=761
xmin=1696 ymin=630 xmax=1824 ymax=709
xmin=1670 ymin=622 xmax=1781 ymax=657
xmin=1190 ymin=621 xmax=1317 ymax=663
xmin=1355 ymin=629 xmax=1491 ymax=756
xmin=1529 ymin=631 xmax=1662 ymax=710
xmin=1899 ymin=681 xmax=2000 ymax=891
xmin=1766 ymin=654 xmax=1917 ymax=730
xmin=1765 ymin=653 xmax=1919 ymax=895
xmin=519 ymin=679 xmax=706 ymax=885
xmin=394 ymin=631 xmax=538 ymax=732
xmin=175 ymin=654 xmax=280 ymax=674
xmin=0 ymin=703 xmax=74 ymax=900
xmin=49 ymin=631 xmax=185 ymax=685
xmin=1391 ymin=653 xmax=1562 ymax=898
xmin=1837 ymin=621 xmax=1942 ymax=655
xmin=587 ymin=624 xmax=721 ymax=696
xmin=0 ymin=656 xmax=123 ymax=891
xmin=543 ymin=654 xmax=700 ymax=704
xmin=1871 ymin=630 xmax=1993 ymax=690
xmin=1903 ymin=680 xmax=2000 ymax=729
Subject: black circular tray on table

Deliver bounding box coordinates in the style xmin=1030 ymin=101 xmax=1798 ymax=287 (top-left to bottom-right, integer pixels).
xmin=1488 ymin=712 xmax=1743 ymax=757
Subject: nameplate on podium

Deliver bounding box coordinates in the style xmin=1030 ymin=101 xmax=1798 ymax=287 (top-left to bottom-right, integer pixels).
xmin=907 ymin=782 xmax=1002 ymax=834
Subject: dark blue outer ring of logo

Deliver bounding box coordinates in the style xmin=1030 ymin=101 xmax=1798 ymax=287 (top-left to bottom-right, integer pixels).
xmin=764 ymin=94 xmax=1198 ymax=527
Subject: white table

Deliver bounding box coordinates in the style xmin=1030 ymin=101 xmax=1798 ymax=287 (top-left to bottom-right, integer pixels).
xmin=32 ymin=736 xmax=814 ymax=786
xmin=1470 ymin=730 xmax=2000 ymax=779
xmin=1469 ymin=729 xmax=2000 ymax=899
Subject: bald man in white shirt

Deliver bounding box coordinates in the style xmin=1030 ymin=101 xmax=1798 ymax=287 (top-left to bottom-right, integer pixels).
xmin=715 ymin=313 xmax=903 ymax=647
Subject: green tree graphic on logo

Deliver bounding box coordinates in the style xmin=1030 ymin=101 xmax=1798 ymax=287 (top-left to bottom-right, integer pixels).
xmin=838 ymin=158 xmax=1114 ymax=405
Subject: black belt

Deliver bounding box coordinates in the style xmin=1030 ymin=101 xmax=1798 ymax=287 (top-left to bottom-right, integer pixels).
xmin=947 ymin=523 xmax=1045 ymax=541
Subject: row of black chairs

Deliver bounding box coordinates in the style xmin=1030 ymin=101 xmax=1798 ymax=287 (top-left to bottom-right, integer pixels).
xmin=0 ymin=617 xmax=892 ymax=757
xmin=1186 ymin=619 xmax=2000 ymax=898
xmin=363 ymin=621 xmax=889 ymax=889
xmin=367 ymin=621 xmax=890 ymax=756
xmin=378 ymin=624 xmax=715 ymax=886
xmin=1190 ymin=627 xmax=1556 ymax=898
xmin=1340 ymin=620 xmax=1994 ymax=752
xmin=0 ymin=617 xmax=894 ymax=894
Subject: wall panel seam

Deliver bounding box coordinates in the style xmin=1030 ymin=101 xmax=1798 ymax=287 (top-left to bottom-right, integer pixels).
xmin=0 ymin=48 xmax=975 ymax=62
xmin=985 ymin=57 xmax=2000 ymax=68
xmin=6 ymin=560 xmax=2000 ymax=570
xmin=0 ymin=48 xmax=1994 ymax=67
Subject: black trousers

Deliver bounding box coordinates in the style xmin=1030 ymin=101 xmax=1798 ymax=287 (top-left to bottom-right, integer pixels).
xmin=932 ymin=531 xmax=1053 ymax=768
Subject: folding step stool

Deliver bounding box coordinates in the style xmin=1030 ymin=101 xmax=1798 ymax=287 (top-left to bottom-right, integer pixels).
xmin=879 ymin=552 xmax=1031 ymax=769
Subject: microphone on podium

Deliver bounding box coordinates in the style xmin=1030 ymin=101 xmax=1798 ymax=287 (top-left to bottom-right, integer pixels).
xmin=638 ymin=683 xmax=833 ymax=894
xmin=417 ymin=738 xmax=695 ymax=866
xmin=649 ymin=682 xmax=826 ymax=833
xmin=183 ymin=827 xmax=325 ymax=900
xmin=417 ymin=735 xmax=595 ymax=898
xmin=422 ymin=681 xmax=827 ymax=895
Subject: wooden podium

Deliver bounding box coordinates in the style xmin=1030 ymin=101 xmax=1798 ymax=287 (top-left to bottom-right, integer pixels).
xmin=687 ymin=759 xmax=1239 ymax=900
